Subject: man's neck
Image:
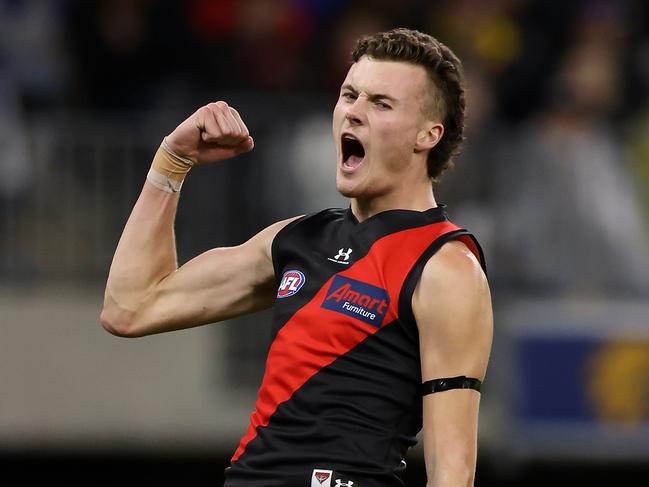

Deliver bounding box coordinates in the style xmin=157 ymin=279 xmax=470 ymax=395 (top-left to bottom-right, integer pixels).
xmin=351 ymin=185 xmax=437 ymax=223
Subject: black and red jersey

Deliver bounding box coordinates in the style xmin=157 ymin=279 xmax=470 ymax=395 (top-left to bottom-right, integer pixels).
xmin=224 ymin=205 xmax=485 ymax=487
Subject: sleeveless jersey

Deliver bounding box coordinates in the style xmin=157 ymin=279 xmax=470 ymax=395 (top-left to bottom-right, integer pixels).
xmin=224 ymin=205 xmax=485 ymax=487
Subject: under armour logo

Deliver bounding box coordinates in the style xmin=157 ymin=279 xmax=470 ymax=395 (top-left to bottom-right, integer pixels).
xmin=333 ymin=248 xmax=352 ymax=261
xmin=328 ymin=248 xmax=353 ymax=265
xmin=335 ymin=481 xmax=354 ymax=487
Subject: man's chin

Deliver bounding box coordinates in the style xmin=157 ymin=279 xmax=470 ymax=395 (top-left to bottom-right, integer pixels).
xmin=336 ymin=187 xmax=354 ymax=198
xmin=335 ymin=180 xmax=361 ymax=199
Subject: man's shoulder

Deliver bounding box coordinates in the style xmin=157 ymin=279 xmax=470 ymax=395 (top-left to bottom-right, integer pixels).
xmin=418 ymin=240 xmax=488 ymax=301
xmin=413 ymin=239 xmax=492 ymax=342
xmin=268 ymin=207 xmax=347 ymax=250
xmin=304 ymin=207 xmax=348 ymax=222
xmin=276 ymin=207 xmax=347 ymax=234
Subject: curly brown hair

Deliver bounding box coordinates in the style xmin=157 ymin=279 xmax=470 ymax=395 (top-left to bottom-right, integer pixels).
xmin=351 ymin=28 xmax=466 ymax=180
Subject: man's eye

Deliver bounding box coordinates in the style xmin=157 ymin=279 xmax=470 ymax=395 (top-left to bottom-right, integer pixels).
xmin=342 ymin=92 xmax=356 ymax=100
xmin=376 ymin=101 xmax=391 ymax=109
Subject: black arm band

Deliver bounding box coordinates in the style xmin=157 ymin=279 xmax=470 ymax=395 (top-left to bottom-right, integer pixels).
xmin=421 ymin=376 xmax=482 ymax=396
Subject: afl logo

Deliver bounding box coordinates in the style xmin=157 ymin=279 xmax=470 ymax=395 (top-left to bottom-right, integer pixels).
xmin=277 ymin=270 xmax=306 ymax=298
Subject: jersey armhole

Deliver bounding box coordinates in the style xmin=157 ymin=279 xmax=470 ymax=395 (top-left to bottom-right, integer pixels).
xmin=270 ymin=216 xmax=307 ymax=284
xmin=397 ymin=229 xmax=487 ymax=332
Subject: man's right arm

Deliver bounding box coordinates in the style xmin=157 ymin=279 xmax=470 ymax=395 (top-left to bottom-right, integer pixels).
xmin=100 ymin=102 xmax=298 ymax=338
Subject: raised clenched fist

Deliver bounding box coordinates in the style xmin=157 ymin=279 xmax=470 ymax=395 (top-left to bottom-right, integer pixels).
xmin=165 ymin=101 xmax=254 ymax=165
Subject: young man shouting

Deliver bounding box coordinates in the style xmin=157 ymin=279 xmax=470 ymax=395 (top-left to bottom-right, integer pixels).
xmin=101 ymin=28 xmax=493 ymax=487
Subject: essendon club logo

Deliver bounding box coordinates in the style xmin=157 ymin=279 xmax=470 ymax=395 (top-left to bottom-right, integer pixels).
xmin=277 ymin=270 xmax=306 ymax=298
xmin=311 ymin=469 xmax=333 ymax=487
xmin=315 ymin=471 xmax=330 ymax=484
xmin=321 ymin=275 xmax=390 ymax=327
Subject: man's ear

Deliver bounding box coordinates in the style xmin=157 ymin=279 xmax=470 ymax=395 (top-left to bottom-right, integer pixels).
xmin=415 ymin=123 xmax=444 ymax=152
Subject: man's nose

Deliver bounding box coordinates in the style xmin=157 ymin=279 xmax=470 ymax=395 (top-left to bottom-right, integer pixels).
xmin=345 ymin=99 xmax=365 ymax=126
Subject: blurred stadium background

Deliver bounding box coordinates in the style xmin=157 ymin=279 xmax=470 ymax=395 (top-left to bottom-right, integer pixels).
xmin=2 ymin=0 xmax=649 ymax=485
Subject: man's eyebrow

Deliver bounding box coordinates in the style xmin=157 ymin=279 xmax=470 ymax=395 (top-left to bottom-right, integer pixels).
xmin=340 ymin=84 xmax=398 ymax=103
xmin=368 ymin=92 xmax=397 ymax=103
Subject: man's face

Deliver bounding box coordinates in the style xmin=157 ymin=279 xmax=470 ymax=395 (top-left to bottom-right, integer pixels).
xmin=332 ymin=56 xmax=434 ymax=199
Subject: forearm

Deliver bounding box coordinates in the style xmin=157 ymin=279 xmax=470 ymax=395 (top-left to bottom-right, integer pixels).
xmin=422 ymin=394 xmax=479 ymax=487
xmin=101 ymin=179 xmax=180 ymax=333
xmin=424 ymin=427 xmax=477 ymax=487
xmin=426 ymin=464 xmax=475 ymax=487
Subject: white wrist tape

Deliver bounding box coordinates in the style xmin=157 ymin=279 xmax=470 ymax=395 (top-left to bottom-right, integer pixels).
xmin=146 ymin=168 xmax=184 ymax=193
xmin=160 ymin=137 xmax=196 ymax=167
xmin=146 ymin=138 xmax=194 ymax=193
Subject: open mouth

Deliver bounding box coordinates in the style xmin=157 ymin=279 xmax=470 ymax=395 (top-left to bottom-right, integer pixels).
xmin=341 ymin=134 xmax=365 ymax=169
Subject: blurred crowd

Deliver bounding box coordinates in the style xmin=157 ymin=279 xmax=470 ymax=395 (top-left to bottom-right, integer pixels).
xmin=2 ymin=0 xmax=649 ymax=298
